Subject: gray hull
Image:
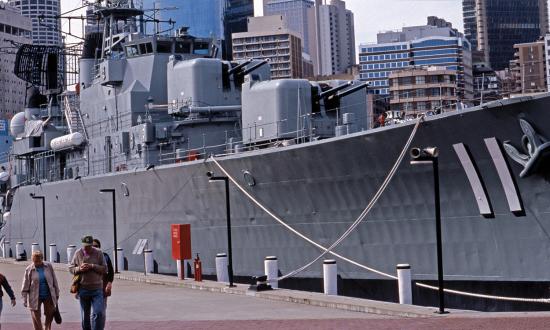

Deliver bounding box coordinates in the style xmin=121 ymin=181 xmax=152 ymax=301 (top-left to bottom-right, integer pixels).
xmin=4 ymin=95 xmax=550 ymax=310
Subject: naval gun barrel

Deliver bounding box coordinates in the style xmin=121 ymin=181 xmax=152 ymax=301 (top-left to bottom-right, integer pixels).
xmin=336 ymin=83 xmax=369 ymax=99
xmin=240 ymin=60 xmax=269 ymax=76
xmin=228 ymin=59 xmax=254 ymax=75
xmin=317 ymin=81 xmax=353 ymax=100
xmin=187 ymin=105 xmax=242 ymax=113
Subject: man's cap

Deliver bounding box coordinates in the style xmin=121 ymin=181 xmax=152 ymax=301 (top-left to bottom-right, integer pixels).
xmin=81 ymin=235 xmax=93 ymax=246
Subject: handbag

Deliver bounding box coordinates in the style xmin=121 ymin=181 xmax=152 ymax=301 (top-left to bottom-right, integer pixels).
xmin=70 ymin=274 xmax=81 ymax=294
xmin=54 ymin=304 xmax=62 ymax=324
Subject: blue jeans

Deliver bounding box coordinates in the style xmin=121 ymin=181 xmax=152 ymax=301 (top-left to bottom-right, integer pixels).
xmin=78 ymin=288 xmax=105 ymax=330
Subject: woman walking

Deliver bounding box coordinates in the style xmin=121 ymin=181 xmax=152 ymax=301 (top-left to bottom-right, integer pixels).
xmin=0 ymin=271 xmax=16 ymax=330
xmin=21 ymin=250 xmax=60 ymax=330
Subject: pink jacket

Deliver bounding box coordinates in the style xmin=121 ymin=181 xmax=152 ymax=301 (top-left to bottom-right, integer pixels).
xmin=21 ymin=262 xmax=59 ymax=311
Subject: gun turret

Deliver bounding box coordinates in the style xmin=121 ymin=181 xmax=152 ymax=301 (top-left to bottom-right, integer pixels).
xmin=228 ymin=59 xmax=253 ymax=76
xmin=317 ymin=81 xmax=353 ymax=100
xmin=336 ymin=83 xmax=369 ymax=99
xmin=240 ymin=60 xmax=268 ymax=76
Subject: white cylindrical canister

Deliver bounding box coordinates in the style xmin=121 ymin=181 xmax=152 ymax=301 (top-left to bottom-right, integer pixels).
xmin=49 ymin=244 xmax=57 ymax=263
xmin=115 ymin=248 xmax=124 ymax=272
xmin=31 ymin=243 xmax=39 ymax=255
xmin=323 ymin=259 xmax=337 ymax=296
xmin=397 ymin=264 xmax=412 ymax=305
xmin=176 ymin=259 xmax=188 ymax=279
xmin=16 ymin=242 xmax=24 ymax=260
xmin=144 ymin=250 xmax=154 ymax=274
xmin=264 ymin=256 xmax=278 ymax=289
xmin=2 ymin=241 xmax=10 ymax=258
xmin=215 ymin=253 xmax=229 ymax=283
xmin=67 ymin=245 xmax=76 ymax=264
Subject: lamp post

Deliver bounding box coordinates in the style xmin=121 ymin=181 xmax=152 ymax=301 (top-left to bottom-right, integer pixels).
xmin=30 ymin=193 xmax=46 ymax=261
xmin=100 ymin=188 xmax=119 ymax=273
xmin=410 ymin=147 xmax=446 ymax=314
xmin=206 ymin=171 xmax=235 ymax=287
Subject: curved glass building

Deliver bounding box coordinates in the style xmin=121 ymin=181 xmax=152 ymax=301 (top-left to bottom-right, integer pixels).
xmin=141 ymin=0 xmax=253 ymax=59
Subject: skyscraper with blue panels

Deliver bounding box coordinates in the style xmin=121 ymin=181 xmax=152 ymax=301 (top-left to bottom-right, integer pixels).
xmin=358 ymin=23 xmax=473 ymax=100
xmin=462 ymin=0 xmax=548 ymax=70
xmin=141 ymin=0 xmax=253 ymax=59
xmin=143 ymin=0 xmax=224 ymax=39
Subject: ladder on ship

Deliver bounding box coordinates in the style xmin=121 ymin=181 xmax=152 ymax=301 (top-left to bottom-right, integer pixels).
xmin=63 ymin=93 xmax=88 ymax=140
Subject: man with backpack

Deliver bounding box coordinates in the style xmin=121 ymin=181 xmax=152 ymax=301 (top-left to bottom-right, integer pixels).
xmin=92 ymin=239 xmax=114 ymax=326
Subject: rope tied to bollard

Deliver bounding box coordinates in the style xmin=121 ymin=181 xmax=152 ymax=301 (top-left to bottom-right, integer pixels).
xmin=210 ymin=115 xmax=426 ymax=281
xmin=210 ymin=117 xmax=550 ymax=304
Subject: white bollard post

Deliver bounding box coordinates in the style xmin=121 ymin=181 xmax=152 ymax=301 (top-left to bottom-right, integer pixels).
xmin=176 ymin=260 xmax=187 ymax=279
xmin=397 ymin=264 xmax=412 ymax=305
xmin=144 ymin=249 xmax=154 ymax=274
xmin=31 ymin=243 xmax=39 ymax=254
xmin=116 ymin=248 xmax=124 ymax=272
xmin=16 ymin=242 xmax=23 ymax=260
xmin=67 ymin=245 xmax=76 ymax=264
xmin=49 ymin=244 xmax=57 ymax=263
xmin=215 ymin=253 xmax=229 ymax=283
xmin=2 ymin=241 xmax=10 ymax=258
xmin=264 ymin=256 xmax=278 ymax=289
xmin=323 ymin=259 xmax=337 ymax=295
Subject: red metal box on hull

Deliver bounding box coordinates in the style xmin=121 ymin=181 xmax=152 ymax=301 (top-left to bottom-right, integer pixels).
xmin=171 ymin=224 xmax=192 ymax=260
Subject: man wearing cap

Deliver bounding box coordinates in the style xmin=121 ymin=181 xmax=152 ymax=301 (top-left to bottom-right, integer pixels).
xmin=69 ymin=235 xmax=106 ymax=330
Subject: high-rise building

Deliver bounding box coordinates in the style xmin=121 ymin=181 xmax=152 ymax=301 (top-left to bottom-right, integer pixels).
xmin=9 ymin=0 xmax=61 ymax=46
xmin=142 ymin=0 xmax=253 ymax=59
xmin=264 ymin=0 xmax=318 ymax=75
xmin=317 ymin=0 xmax=355 ymax=76
xmin=0 ymin=2 xmax=32 ymax=120
xmin=224 ymin=0 xmax=255 ymax=58
xmin=511 ymin=40 xmax=547 ymax=94
xmin=264 ymin=0 xmax=315 ymax=54
xmin=462 ymin=0 xmax=549 ymax=70
xmin=545 ymin=35 xmax=550 ymax=91
xmin=232 ymin=15 xmax=303 ymax=79
xmin=358 ymin=18 xmax=473 ymax=101
xmin=463 ymin=0 xmax=477 ymax=49
xmin=389 ymin=67 xmax=459 ymax=117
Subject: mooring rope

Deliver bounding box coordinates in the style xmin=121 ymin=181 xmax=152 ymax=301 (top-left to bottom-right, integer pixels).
xmin=273 ymin=117 xmax=422 ymax=281
xmin=210 ymin=120 xmax=550 ymax=304
xmin=210 ymin=118 xmax=424 ymax=280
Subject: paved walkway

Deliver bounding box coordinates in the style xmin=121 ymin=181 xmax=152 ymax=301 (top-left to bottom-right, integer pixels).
xmin=1 ymin=261 xmax=550 ymax=329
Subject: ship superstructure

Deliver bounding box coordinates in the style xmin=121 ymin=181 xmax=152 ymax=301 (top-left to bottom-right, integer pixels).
xmin=5 ymin=0 xmax=368 ymax=188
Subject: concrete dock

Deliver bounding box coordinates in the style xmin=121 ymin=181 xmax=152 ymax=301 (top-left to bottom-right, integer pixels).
xmin=1 ymin=259 xmax=549 ymax=329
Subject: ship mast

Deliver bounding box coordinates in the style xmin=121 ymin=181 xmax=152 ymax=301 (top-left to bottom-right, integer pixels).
xmin=92 ymin=0 xmax=143 ymax=60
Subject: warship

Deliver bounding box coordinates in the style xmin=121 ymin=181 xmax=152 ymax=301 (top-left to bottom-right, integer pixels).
xmin=1 ymin=1 xmax=550 ymax=312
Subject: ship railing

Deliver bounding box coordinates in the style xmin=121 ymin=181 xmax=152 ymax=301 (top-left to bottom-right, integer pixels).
xmin=21 ymin=102 xmax=377 ymax=183
xmin=31 ymin=150 xmax=56 ymax=183
xmin=157 ymin=124 xmax=316 ymax=164
xmin=156 ymin=106 xmax=381 ymax=164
